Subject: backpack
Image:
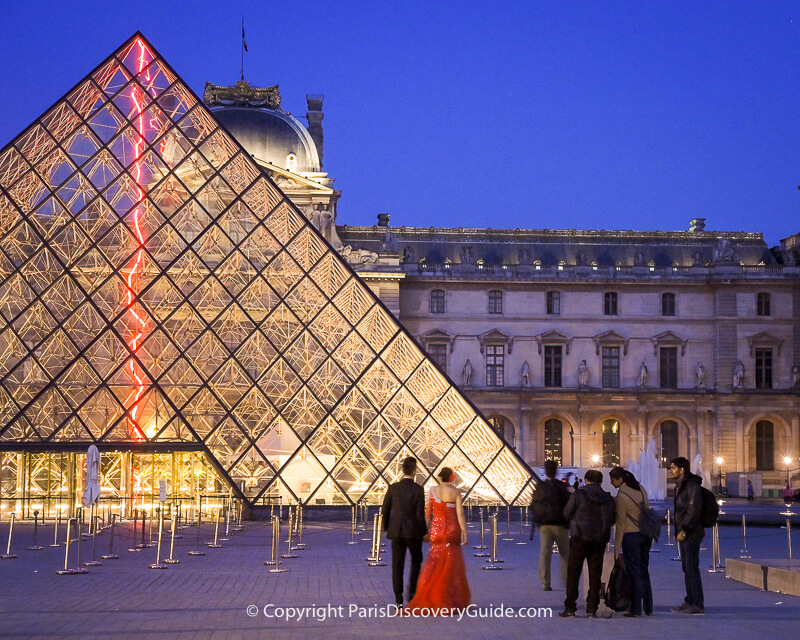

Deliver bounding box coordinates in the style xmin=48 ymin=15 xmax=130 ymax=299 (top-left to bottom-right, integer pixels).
xmin=605 ymin=556 xmax=632 ymax=612
xmin=629 ymin=487 xmax=662 ymax=542
xmin=699 ymin=486 xmax=720 ymax=528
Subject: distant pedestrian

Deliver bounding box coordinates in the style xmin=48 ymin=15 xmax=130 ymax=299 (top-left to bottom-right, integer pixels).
xmin=573 ymin=477 xmax=580 ymax=492
xmin=531 ymin=460 xmax=571 ymax=591
xmin=747 ymin=479 xmax=754 ymax=502
xmin=609 ymin=467 xmax=653 ymax=617
xmin=784 ymin=483 xmax=793 ymax=507
xmin=669 ymin=456 xmax=705 ymax=615
xmin=559 ymin=469 xmax=615 ymax=618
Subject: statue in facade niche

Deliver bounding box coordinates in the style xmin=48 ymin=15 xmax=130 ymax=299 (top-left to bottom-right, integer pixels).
xmin=638 ymin=361 xmax=648 ymax=388
xmin=460 ymin=246 xmax=474 ymax=264
xmin=402 ymin=246 xmax=415 ymax=263
xmin=733 ymin=361 xmax=745 ymax=389
xmin=521 ymin=361 xmax=530 ymax=387
xmin=575 ymin=251 xmax=588 ymax=266
xmin=578 ymin=360 xmax=590 ymax=387
xmin=634 ymin=252 xmax=646 ymax=267
xmin=791 ymin=363 xmax=800 ymax=388
xmin=463 ymin=359 xmax=473 ymax=386
xmin=695 ymin=362 xmax=706 ymax=389
xmin=518 ymin=248 xmax=530 ymax=265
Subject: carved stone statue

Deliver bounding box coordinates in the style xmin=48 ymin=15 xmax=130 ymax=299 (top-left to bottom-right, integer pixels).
xmin=575 ymin=250 xmax=588 ymax=266
xmin=518 ymin=248 xmax=531 ymax=265
xmin=460 ymin=246 xmax=474 ymax=264
xmin=695 ymin=362 xmax=706 ymax=389
xmin=638 ymin=361 xmax=648 ymax=388
xmin=521 ymin=361 xmax=530 ymax=387
xmin=402 ymin=246 xmax=415 ymax=263
xmin=634 ymin=252 xmax=646 ymax=267
xmin=578 ymin=359 xmax=589 ymax=387
xmin=733 ymin=360 xmax=744 ymax=389
xmin=713 ymin=238 xmax=735 ymax=263
xmin=791 ymin=363 xmax=800 ymax=389
xmin=463 ymin=359 xmax=473 ymax=386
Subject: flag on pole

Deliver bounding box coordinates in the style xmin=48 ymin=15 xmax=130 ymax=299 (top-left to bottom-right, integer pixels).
xmin=242 ymin=21 xmax=248 ymax=52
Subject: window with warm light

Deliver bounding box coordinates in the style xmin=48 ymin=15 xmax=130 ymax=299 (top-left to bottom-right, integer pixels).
xmin=544 ymin=418 xmax=563 ymax=465
xmin=602 ymin=419 xmax=620 ymax=467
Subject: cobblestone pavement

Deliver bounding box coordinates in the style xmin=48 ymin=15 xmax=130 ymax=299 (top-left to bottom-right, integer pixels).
xmin=0 ymin=505 xmax=798 ymax=640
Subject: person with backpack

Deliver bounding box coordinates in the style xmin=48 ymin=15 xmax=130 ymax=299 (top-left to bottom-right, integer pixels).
xmin=531 ymin=460 xmax=571 ymax=591
xmin=609 ymin=467 xmax=653 ymax=617
xmin=670 ymin=456 xmax=705 ymax=615
xmin=559 ymin=469 xmax=616 ymax=618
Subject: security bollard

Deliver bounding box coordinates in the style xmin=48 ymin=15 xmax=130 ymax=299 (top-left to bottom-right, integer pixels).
xmin=483 ymin=512 xmax=503 ymax=569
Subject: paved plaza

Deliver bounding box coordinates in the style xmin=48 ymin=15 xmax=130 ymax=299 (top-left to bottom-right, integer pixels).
xmin=0 ymin=501 xmax=798 ymax=640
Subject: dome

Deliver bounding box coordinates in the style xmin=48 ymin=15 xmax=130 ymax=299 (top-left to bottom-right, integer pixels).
xmin=210 ymin=106 xmax=321 ymax=173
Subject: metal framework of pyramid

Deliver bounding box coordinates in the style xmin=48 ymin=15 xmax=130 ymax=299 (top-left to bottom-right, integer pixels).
xmin=0 ymin=33 xmax=535 ymax=506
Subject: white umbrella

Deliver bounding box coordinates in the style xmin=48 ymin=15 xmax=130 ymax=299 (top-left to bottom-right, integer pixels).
xmin=81 ymin=445 xmax=101 ymax=507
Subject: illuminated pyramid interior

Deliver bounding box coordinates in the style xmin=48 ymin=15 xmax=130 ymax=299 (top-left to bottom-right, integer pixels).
xmin=0 ymin=33 xmax=534 ymax=508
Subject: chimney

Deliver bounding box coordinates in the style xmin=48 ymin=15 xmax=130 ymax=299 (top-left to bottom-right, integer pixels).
xmin=306 ymin=94 xmax=324 ymax=168
xmin=689 ymin=218 xmax=706 ymax=232
xmin=377 ymin=213 xmax=391 ymax=227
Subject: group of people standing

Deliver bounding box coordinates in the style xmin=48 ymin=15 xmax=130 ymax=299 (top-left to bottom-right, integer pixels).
xmin=381 ymin=454 xmax=708 ymax=617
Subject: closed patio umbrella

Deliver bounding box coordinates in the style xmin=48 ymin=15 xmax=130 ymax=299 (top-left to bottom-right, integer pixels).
xmin=81 ymin=445 xmax=101 ymax=507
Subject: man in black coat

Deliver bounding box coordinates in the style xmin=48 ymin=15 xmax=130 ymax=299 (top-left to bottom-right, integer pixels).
xmin=670 ymin=456 xmax=705 ymax=615
xmin=559 ymin=469 xmax=615 ymax=618
xmin=382 ymin=456 xmax=427 ymax=608
xmin=531 ymin=460 xmax=571 ymax=591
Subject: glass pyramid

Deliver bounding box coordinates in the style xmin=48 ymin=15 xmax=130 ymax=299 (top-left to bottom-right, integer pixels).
xmin=0 ymin=33 xmax=535 ymax=506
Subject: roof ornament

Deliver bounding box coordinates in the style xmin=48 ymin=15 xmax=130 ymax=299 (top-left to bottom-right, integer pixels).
xmin=203 ymin=80 xmax=282 ymax=109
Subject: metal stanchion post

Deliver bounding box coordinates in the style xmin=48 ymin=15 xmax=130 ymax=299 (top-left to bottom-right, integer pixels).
xmin=56 ymin=518 xmax=86 ymax=574
xmin=366 ymin=511 xmax=379 ymax=562
xmin=234 ymin=499 xmax=244 ymax=532
xmin=281 ymin=509 xmax=298 ymax=559
xmin=188 ymin=503 xmax=205 ymax=556
xmin=739 ymin=514 xmax=750 ymax=558
xmin=28 ymin=509 xmax=43 ymax=551
xmin=348 ymin=505 xmax=359 ymax=545
xmin=150 ymin=507 xmax=168 ymax=569
xmin=51 ymin=508 xmax=61 ymax=548
xmin=483 ymin=512 xmax=503 ymax=569
xmin=128 ymin=509 xmax=142 ymax=552
xmin=360 ymin=503 xmax=371 ymax=540
xmin=221 ymin=498 xmax=231 ymax=541
xmin=102 ymin=514 xmax=120 ymax=559
xmin=707 ymin=524 xmax=724 ymax=572
xmin=164 ymin=511 xmax=180 ymax=564
xmin=1 ymin=513 xmax=17 ymax=559
xmin=138 ymin=508 xmax=147 ymax=549
xmin=84 ymin=508 xmax=102 ymax=566
xmin=788 ymin=519 xmax=793 ymax=560
xmin=266 ymin=516 xmax=285 ymax=572
xmin=664 ymin=509 xmax=674 ymax=546
xmin=516 ymin=506 xmax=527 ymax=545
xmin=474 ymin=508 xmax=489 ymax=556
xmin=502 ymin=505 xmax=514 ymax=541
xmin=368 ymin=513 xmax=387 ymax=566
xmin=293 ymin=505 xmax=305 ymax=550
xmin=208 ymin=508 xmax=223 ymax=548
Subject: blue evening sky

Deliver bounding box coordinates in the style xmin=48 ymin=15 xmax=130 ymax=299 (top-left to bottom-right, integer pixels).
xmin=1 ymin=1 xmax=799 ymax=246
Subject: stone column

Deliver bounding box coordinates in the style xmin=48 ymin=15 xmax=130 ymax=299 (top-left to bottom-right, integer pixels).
xmin=519 ymin=408 xmax=532 ymax=465
xmin=791 ymin=414 xmax=800 ymax=462
xmin=734 ymin=408 xmax=745 ymax=472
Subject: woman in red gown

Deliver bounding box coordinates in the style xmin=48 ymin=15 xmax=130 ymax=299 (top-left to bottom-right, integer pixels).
xmin=406 ymin=467 xmax=471 ymax=613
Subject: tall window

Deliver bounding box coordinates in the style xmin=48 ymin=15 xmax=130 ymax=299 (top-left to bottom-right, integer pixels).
xmin=488 ymin=416 xmax=513 ymax=447
xmin=659 ymin=347 xmax=678 ymax=389
xmin=544 ymin=346 xmax=562 ymax=387
xmin=604 ymin=292 xmax=618 ymax=316
xmin=544 ymin=418 xmax=563 ymax=465
xmin=755 ymin=420 xmax=774 ymax=470
xmin=661 ymin=292 xmax=676 ymax=316
xmin=756 ymin=292 xmax=771 ymax=316
xmin=488 ymin=290 xmax=503 ymax=314
xmin=755 ymin=349 xmax=772 ymax=389
xmin=427 ymin=343 xmax=447 ymax=374
xmin=602 ymin=419 xmax=621 ymax=467
xmin=546 ymin=291 xmax=561 ymax=315
xmin=602 ymin=346 xmax=620 ymax=388
xmin=430 ymin=289 xmax=445 ymax=313
xmin=486 ymin=345 xmax=504 ymax=387
xmin=659 ymin=420 xmax=679 ymax=467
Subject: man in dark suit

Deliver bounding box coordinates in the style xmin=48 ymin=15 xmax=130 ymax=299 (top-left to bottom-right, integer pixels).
xmin=382 ymin=456 xmax=427 ymax=608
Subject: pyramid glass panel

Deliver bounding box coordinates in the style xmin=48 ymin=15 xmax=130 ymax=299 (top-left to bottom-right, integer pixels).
xmin=0 ymin=33 xmax=534 ymax=509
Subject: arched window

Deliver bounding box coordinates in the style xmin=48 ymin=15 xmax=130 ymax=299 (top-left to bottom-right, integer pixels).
xmin=602 ymin=419 xmax=620 ymax=467
xmin=544 ymin=418 xmax=563 ymax=465
xmin=430 ymin=289 xmax=445 ymax=313
xmin=755 ymin=420 xmax=774 ymax=470
xmin=659 ymin=420 xmax=679 ymax=467
xmin=488 ymin=416 xmax=514 ymax=448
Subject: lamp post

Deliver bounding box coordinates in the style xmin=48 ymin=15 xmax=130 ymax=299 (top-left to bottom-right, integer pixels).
xmin=784 ymin=457 xmax=793 ymax=487
xmin=716 ymin=456 xmax=724 ymax=495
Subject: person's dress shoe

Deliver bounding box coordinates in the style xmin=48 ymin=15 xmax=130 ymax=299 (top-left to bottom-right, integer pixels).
xmin=543 ymin=585 xmax=552 ymax=591
xmin=558 ymin=609 xmax=576 ymax=617
xmin=679 ymin=606 xmax=705 ymax=615
xmin=671 ymin=602 xmax=690 ymax=613
xmin=623 ymin=612 xmax=639 ymax=617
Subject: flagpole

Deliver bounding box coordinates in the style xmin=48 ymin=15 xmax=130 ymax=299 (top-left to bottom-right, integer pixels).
xmin=241 ymin=15 xmax=244 ymax=81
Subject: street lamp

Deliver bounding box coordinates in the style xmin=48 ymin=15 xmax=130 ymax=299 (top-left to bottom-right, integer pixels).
xmin=715 ymin=456 xmax=724 ymax=495
xmin=591 ymin=454 xmax=601 ymax=466
xmin=785 ymin=456 xmax=793 ymax=487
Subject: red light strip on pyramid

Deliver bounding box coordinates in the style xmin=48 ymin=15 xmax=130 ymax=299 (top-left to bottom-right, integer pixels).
xmin=124 ymin=39 xmax=152 ymax=441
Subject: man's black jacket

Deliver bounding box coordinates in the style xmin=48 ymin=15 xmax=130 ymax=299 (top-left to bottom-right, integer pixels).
xmin=382 ymin=477 xmax=427 ymax=539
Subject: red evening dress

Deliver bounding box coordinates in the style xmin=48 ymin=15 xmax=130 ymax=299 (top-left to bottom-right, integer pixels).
xmin=406 ymin=490 xmax=471 ymax=613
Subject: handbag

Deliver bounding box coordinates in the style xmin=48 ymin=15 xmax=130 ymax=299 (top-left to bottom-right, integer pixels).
xmin=626 ymin=488 xmax=662 ymax=542
xmin=605 ymin=556 xmax=632 ymax=612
